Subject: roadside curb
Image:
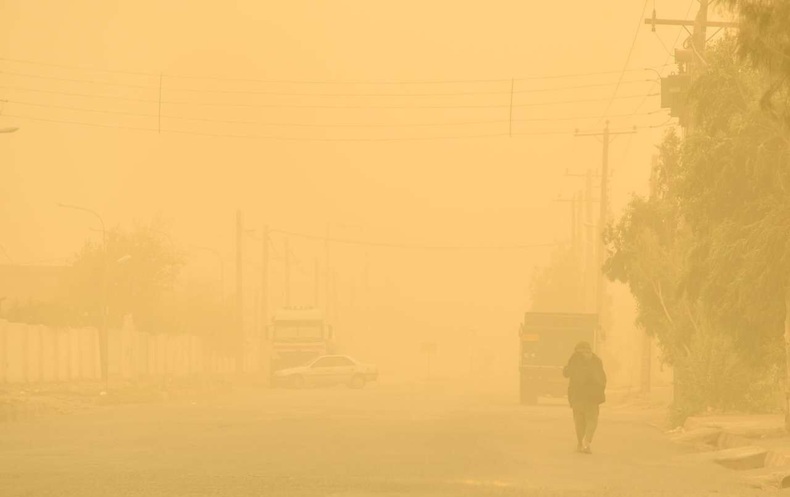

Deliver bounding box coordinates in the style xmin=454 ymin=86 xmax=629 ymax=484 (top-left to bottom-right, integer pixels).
xmin=668 ymin=415 xmax=790 ymax=490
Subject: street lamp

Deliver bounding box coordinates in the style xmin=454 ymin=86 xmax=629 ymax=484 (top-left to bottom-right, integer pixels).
xmin=57 ymin=202 xmax=109 ymax=385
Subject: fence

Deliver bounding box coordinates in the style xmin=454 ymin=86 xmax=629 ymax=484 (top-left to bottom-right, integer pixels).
xmin=0 ymin=319 xmax=238 ymax=383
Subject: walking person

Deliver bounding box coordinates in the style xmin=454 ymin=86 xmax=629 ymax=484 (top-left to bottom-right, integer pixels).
xmin=563 ymin=341 xmax=606 ymax=454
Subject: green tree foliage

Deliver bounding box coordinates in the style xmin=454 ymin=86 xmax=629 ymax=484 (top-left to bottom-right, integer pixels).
xmin=63 ymin=225 xmax=185 ymax=333
xmin=605 ymin=38 xmax=788 ymax=419
xmin=604 ymin=131 xmax=692 ymax=365
xmin=528 ymin=246 xmax=585 ymax=313
xmin=680 ymin=37 xmax=789 ymax=370
xmin=5 ymin=225 xmax=186 ymax=333
xmin=723 ymin=0 xmax=790 ymax=125
xmin=5 ymin=224 xmax=236 ymax=343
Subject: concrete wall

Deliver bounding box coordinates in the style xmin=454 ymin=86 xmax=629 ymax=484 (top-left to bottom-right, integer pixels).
xmin=0 ymin=319 xmax=237 ymax=383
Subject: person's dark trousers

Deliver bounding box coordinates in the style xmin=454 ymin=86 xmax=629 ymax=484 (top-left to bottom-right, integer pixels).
xmin=572 ymin=403 xmax=600 ymax=447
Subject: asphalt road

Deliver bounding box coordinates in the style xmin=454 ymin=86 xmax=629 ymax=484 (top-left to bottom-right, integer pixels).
xmin=0 ymin=382 xmax=765 ymax=496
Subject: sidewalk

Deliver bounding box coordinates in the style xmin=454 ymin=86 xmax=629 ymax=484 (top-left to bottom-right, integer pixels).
xmin=671 ymin=413 xmax=790 ymax=490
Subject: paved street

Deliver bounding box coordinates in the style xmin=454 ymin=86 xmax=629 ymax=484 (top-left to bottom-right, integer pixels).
xmin=0 ymin=383 xmax=764 ymax=496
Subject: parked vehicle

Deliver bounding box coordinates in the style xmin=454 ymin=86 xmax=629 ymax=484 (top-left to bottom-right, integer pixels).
xmin=273 ymin=355 xmax=378 ymax=389
xmin=267 ymin=307 xmax=335 ymax=375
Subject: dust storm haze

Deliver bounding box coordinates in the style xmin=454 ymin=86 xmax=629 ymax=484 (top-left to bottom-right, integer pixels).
xmin=1 ymin=1 xmax=785 ymax=496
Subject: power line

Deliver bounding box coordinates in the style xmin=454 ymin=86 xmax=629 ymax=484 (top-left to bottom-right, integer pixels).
xmin=0 ymin=85 xmax=160 ymax=104
xmin=4 ymin=98 xmax=665 ymax=127
xmin=633 ymin=1 xmax=696 ymax=118
xmin=0 ymin=69 xmax=159 ymax=90
xmin=7 ymin=99 xmax=156 ymax=118
xmin=2 ymin=106 xmax=673 ymax=141
xmin=268 ymin=228 xmax=562 ymax=251
xmin=599 ymin=0 xmax=653 ymax=124
xmin=4 ymin=108 xmax=674 ymax=140
xmin=162 ymin=79 xmax=657 ymax=97
xmin=0 ymin=68 xmax=657 ymax=97
xmin=0 ymin=83 xmax=658 ymax=109
xmin=0 ymin=55 xmax=673 ymax=85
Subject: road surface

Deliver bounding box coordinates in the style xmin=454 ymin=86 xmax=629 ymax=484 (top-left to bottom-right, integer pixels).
xmin=0 ymin=382 xmax=764 ymax=496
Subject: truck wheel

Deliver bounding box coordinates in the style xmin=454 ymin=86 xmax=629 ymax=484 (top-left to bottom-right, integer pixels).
xmin=349 ymin=375 xmax=366 ymax=389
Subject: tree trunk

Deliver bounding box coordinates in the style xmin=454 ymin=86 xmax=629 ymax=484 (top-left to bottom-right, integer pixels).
xmin=785 ymin=285 xmax=790 ymax=433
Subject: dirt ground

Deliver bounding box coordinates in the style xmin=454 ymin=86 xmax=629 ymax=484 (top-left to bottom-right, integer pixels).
xmin=0 ymin=381 xmax=768 ymax=496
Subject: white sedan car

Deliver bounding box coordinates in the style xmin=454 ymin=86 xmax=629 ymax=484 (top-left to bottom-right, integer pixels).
xmin=274 ymin=355 xmax=378 ymax=389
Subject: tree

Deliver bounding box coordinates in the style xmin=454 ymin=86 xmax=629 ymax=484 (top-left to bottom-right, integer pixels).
xmin=678 ymin=35 xmax=790 ymax=426
xmin=64 ymin=224 xmax=184 ymax=333
xmin=604 ymin=118 xmax=770 ymax=416
xmin=603 ymin=131 xmax=709 ymax=419
xmin=723 ymin=0 xmax=790 ymax=113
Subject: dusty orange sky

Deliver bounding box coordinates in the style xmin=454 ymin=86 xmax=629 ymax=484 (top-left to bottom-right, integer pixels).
xmin=0 ymin=0 xmax=725 ymax=373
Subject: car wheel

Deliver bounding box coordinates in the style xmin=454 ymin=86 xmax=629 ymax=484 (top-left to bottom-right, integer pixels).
xmin=289 ymin=375 xmax=305 ymax=389
xmin=348 ymin=375 xmax=366 ymax=389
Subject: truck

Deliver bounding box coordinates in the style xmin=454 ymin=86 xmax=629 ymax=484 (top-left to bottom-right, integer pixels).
xmin=267 ymin=307 xmax=335 ymax=375
xmin=518 ymin=312 xmax=598 ymax=405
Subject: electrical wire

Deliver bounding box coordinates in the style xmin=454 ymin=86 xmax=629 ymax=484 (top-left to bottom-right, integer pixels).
xmin=0 ymin=55 xmax=673 ymax=85
xmin=599 ymin=0 xmax=653 ymax=124
xmin=0 ymin=83 xmax=658 ymax=109
xmin=2 ymin=108 xmax=672 ymax=141
xmin=268 ymin=228 xmax=561 ymax=251
xmin=0 ymin=68 xmax=656 ymax=96
xmin=3 ymin=97 xmax=665 ymax=127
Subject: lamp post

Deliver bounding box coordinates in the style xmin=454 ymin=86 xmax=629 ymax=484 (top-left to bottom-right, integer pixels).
xmin=57 ymin=202 xmax=109 ymax=385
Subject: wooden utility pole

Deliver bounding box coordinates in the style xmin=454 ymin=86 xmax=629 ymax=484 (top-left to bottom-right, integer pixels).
xmin=584 ymin=170 xmax=595 ymax=312
xmin=314 ymin=258 xmax=320 ymax=308
xmin=284 ymin=236 xmax=291 ymax=308
xmin=576 ymin=122 xmax=636 ymax=349
xmin=646 ymin=0 xmax=737 ymax=132
xmin=564 ymin=171 xmax=596 ymax=309
xmin=325 ymin=226 xmax=331 ymax=320
xmin=597 ymin=123 xmax=611 ymax=330
xmin=570 ymin=194 xmax=577 ymax=254
xmin=235 ymin=210 xmax=244 ymax=373
xmin=575 ymin=191 xmax=583 ymax=265
xmin=260 ymin=224 xmax=269 ymax=378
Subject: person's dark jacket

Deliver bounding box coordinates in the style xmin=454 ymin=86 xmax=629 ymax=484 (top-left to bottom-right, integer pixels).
xmin=562 ymin=352 xmax=606 ymax=407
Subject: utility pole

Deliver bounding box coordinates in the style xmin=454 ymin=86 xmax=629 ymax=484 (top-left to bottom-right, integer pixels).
xmin=314 ymin=258 xmax=320 ymax=308
xmin=284 ymin=236 xmax=291 ymax=308
xmin=325 ymin=226 xmax=331 ymax=320
xmin=576 ymin=122 xmax=636 ymax=349
xmin=646 ymin=0 xmax=737 ymax=132
xmin=598 ymin=123 xmax=610 ymax=331
xmin=584 ymin=170 xmax=595 ymax=313
xmin=557 ymin=192 xmax=585 ymax=310
xmin=564 ymin=171 xmax=597 ymax=310
xmin=575 ymin=191 xmax=583 ymax=266
xmin=554 ymin=195 xmax=579 ymax=252
xmin=235 ymin=210 xmax=244 ymax=373
xmin=571 ymin=193 xmax=578 ymax=257
xmin=260 ymin=224 xmax=269 ymax=378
